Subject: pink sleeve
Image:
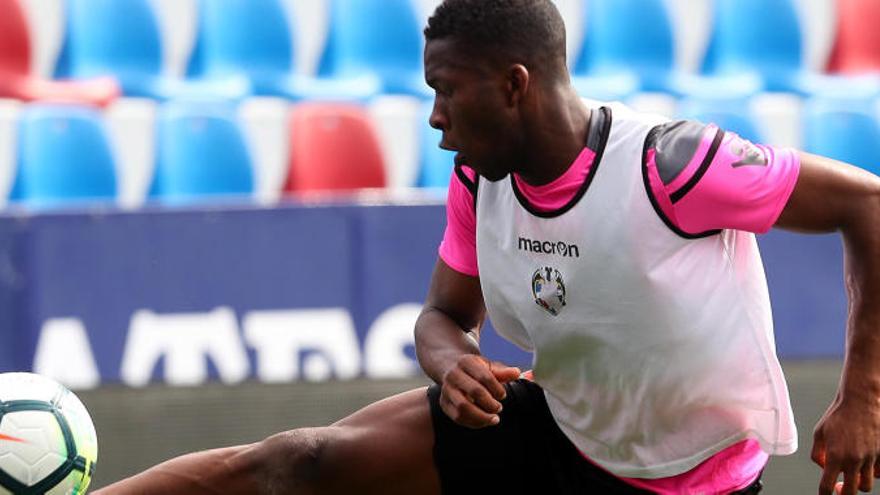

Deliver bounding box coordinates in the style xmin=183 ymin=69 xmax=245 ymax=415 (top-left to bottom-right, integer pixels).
xmin=438 ymin=166 xmax=479 ymax=276
xmin=646 ymin=124 xmax=801 ymax=235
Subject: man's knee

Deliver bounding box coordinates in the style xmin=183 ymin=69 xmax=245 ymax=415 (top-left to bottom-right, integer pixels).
xmin=254 ymin=428 xmax=333 ymax=493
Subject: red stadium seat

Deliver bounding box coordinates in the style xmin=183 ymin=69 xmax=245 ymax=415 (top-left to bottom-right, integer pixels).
xmin=285 ymin=103 xmax=386 ymax=193
xmin=0 ymin=0 xmax=119 ymax=106
xmin=826 ymin=0 xmax=880 ymax=74
xmin=0 ymin=0 xmax=29 ymax=77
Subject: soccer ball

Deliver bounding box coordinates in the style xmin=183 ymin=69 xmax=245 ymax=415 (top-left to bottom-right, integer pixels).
xmin=0 ymin=373 xmax=98 ymax=494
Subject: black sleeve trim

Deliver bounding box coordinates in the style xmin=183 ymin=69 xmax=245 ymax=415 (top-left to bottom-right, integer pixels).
xmin=641 ymin=126 xmax=721 ymax=240
xmin=454 ymin=165 xmax=479 ymax=212
xmin=668 ymin=128 xmax=724 ymax=203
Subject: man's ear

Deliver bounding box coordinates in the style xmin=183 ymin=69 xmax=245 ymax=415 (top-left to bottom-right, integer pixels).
xmin=506 ymin=64 xmax=530 ymax=107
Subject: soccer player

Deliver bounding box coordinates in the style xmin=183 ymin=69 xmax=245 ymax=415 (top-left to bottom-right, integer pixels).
xmin=96 ymin=1 xmax=880 ymax=494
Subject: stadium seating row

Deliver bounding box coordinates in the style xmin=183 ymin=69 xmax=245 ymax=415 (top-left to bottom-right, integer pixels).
xmin=2 ymin=0 xmax=429 ymax=104
xmin=1 ymin=0 xmax=879 ymax=209
xmin=0 ymin=100 xmax=405 ymax=209
xmin=3 ymin=0 xmax=880 ymax=105
xmin=1 ymin=92 xmax=879 ymax=210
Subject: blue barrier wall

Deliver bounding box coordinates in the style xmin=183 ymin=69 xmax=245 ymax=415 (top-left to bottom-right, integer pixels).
xmin=0 ymin=201 xmax=847 ymax=388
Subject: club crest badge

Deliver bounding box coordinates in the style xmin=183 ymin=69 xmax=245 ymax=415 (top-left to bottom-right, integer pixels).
xmin=531 ymin=267 xmax=566 ymax=316
xmin=730 ymin=138 xmax=768 ymax=168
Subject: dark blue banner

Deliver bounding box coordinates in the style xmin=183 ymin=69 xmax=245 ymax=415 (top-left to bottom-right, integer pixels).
xmin=0 ymin=202 xmax=846 ymax=389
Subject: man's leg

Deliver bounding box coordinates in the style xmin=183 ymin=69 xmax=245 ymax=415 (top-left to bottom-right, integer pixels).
xmin=94 ymin=387 xmax=440 ymax=495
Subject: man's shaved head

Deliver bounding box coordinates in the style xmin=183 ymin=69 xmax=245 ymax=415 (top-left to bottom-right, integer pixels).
xmin=424 ymin=0 xmax=568 ymax=77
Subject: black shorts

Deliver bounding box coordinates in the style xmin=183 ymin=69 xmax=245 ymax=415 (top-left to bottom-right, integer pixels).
xmin=427 ymin=379 xmax=764 ymax=495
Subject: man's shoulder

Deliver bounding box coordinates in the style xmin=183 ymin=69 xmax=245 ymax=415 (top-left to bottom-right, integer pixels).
xmin=644 ymin=120 xmax=722 ymax=187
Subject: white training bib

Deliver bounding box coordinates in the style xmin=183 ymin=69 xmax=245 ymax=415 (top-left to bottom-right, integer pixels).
xmin=475 ymin=103 xmax=797 ymax=478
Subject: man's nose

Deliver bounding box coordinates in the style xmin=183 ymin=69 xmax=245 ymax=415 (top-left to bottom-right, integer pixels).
xmin=428 ymin=101 xmax=447 ymax=131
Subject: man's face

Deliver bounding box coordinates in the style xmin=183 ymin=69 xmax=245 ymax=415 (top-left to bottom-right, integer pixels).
xmin=424 ymin=39 xmax=521 ymax=181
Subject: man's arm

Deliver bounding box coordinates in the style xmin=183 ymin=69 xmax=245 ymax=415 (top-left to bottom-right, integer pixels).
xmin=775 ymin=152 xmax=880 ymax=495
xmin=415 ymin=259 xmax=520 ymax=429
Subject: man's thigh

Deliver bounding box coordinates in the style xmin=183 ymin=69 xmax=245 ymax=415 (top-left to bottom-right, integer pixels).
xmin=309 ymin=387 xmax=441 ymax=495
xmin=92 ymin=388 xmax=439 ymax=495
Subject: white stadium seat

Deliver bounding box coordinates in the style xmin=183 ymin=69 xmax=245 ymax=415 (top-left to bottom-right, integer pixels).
xmin=148 ymin=0 xmax=198 ymax=78
xmin=104 ymin=98 xmax=158 ymax=209
xmin=0 ymin=99 xmax=20 ymax=207
xmin=19 ymin=0 xmax=65 ymax=78
xmin=286 ymin=0 xmax=330 ymax=76
xmin=369 ymin=95 xmax=423 ymax=190
xmin=238 ymin=97 xmax=292 ymax=205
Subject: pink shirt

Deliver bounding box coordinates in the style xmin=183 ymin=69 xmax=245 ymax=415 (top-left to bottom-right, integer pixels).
xmin=438 ymin=121 xmax=801 ymax=494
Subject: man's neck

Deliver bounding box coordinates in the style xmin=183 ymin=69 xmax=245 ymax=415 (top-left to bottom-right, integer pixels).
xmin=515 ymin=88 xmax=591 ymax=186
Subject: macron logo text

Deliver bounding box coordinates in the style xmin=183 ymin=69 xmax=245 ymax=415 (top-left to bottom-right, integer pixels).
xmin=517 ymin=237 xmax=580 ymax=258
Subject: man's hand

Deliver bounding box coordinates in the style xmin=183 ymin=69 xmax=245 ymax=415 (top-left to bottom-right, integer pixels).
xmin=812 ymin=393 xmax=880 ymax=495
xmin=439 ymin=355 xmax=521 ymax=428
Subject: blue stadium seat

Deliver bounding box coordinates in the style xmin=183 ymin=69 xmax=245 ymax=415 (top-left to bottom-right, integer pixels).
xmin=570 ymin=0 xmax=760 ymax=100
xmin=11 ymin=104 xmax=116 ymax=207
xmin=574 ymin=0 xmax=675 ymax=93
xmin=186 ymin=0 xmax=378 ymax=101
xmin=187 ymin=0 xmax=291 ymax=82
xmin=418 ymin=104 xmax=455 ymax=188
xmin=701 ymin=0 xmax=803 ymax=93
xmin=318 ymin=0 xmax=429 ymax=98
xmin=56 ymin=0 xmax=247 ymax=100
xmin=150 ymin=100 xmax=254 ymax=204
xmin=677 ymin=96 xmax=763 ymax=143
xmin=803 ymin=96 xmax=880 ymax=176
